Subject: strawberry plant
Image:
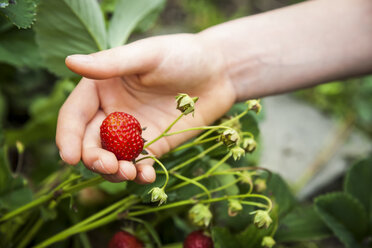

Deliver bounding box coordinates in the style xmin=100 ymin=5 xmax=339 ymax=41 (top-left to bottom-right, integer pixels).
xmin=1 ymin=1 xmax=372 ymax=248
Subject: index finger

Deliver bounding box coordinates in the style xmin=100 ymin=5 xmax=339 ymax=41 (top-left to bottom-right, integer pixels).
xmin=56 ymin=78 xmax=99 ymax=165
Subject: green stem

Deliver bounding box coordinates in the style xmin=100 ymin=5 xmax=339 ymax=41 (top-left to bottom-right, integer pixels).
xmin=53 ymin=174 xmax=82 ymax=192
xmin=127 ymin=200 xmax=196 ymax=217
xmin=144 ymin=113 xmax=184 ymax=149
xmin=204 ymin=153 xmax=231 ymax=177
xmin=169 ymin=153 xmax=231 ymax=191
xmin=128 ymin=192 xmax=271 ymax=218
xmin=73 ymin=196 xmax=136 ymax=230
xmin=18 ymin=217 xmax=44 ymax=248
xmin=34 ymin=196 xmax=140 ymax=248
xmin=170 ymin=142 xmax=222 ymax=172
xmin=168 ymin=135 xmax=220 ymax=154
xmin=137 ymin=156 xmax=169 ymax=189
xmin=195 ymin=178 xmax=242 ymax=198
xmin=194 ymin=109 xmax=249 ymax=142
xmin=171 ymin=172 xmax=211 ymax=200
xmin=63 ymin=176 xmax=105 ymax=194
xmin=0 ymin=195 xmax=51 ymax=223
xmin=240 ymin=201 xmax=269 ymax=209
xmin=0 ymin=176 xmax=105 ymax=223
xmin=164 ymin=125 xmax=231 ymax=137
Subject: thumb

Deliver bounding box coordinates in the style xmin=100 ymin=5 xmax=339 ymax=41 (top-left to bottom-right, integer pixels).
xmin=65 ymin=39 xmax=161 ymax=79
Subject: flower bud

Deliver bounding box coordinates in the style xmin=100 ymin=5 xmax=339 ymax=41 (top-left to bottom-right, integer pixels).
xmin=148 ymin=187 xmax=168 ymax=206
xmin=254 ymin=178 xmax=267 ymax=192
xmin=239 ymin=171 xmax=252 ymax=185
xmin=219 ymin=129 xmax=240 ymax=148
xmin=251 ymin=210 xmax=272 ymax=229
xmin=228 ymin=199 xmax=243 ymax=217
xmin=230 ymin=146 xmax=245 ymax=161
xmin=189 ymin=203 xmax=212 ymax=227
xmin=246 ymin=99 xmax=261 ymax=114
xmin=242 ymin=137 xmax=257 ymax=153
xmin=175 ymin=93 xmax=198 ymax=116
xmin=261 ymin=236 xmax=276 ymax=248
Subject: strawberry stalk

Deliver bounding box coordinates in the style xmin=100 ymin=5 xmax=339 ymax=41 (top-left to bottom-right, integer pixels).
xmin=144 ymin=113 xmax=185 ymax=149
xmin=34 ymin=195 xmax=140 ymax=248
xmin=0 ymin=176 xmax=104 ymax=223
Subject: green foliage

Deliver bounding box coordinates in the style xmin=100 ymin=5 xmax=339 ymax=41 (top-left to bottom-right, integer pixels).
xmin=315 ymin=192 xmax=368 ymax=248
xmin=212 ymin=226 xmax=241 ymax=248
xmin=108 ymin=0 xmax=165 ymax=48
xmin=0 ymin=146 xmax=32 ymax=212
xmin=265 ymin=173 xmax=296 ymax=217
xmin=34 ymin=0 xmax=107 ymax=77
xmin=275 ymin=206 xmax=331 ymax=242
xmin=0 ymin=28 xmax=42 ymax=68
xmin=5 ymin=79 xmax=74 ymax=146
xmin=344 ymin=156 xmax=372 ymax=233
xmin=0 ymin=0 xmax=37 ymax=28
xmin=98 ymin=181 xmax=127 ymax=195
xmin=212 ymin=209 xmax=278 ymax=248
xmin=297 ymin=76 xmax=372 ymax=136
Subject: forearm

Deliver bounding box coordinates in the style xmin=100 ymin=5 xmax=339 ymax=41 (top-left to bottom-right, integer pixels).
xmin=199 ymin=0 xmax=372 ymax=101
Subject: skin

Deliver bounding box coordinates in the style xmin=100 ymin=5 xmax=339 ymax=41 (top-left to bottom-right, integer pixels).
xmin=56 ymin=0 xmax=372 ymax=183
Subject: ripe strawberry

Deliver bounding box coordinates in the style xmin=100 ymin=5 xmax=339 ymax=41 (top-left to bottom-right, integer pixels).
xmin=184 ymin=230 xmax=213 ymax=248
xmin=108 ymin=231 xmax=144 ymax=248
xmin=100 ymin=112 xmax=144 ymax=161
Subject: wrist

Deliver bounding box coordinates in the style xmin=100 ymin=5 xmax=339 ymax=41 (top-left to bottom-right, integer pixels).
xmin=198 ymin=20 xmax=270 ymax=102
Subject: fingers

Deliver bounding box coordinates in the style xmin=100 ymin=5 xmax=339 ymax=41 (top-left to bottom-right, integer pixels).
xmin=134 ymin=163 xmax=156 ymax=184
xmin=81 ymin=111 xmax=118 ymax=174
xmin=56 ymin=79 xmax=99 ymax=165
xmin=65 ymin=38 xmax=162 ymax=80
xmin=102 ymin=161 xmax=137 ymax=182
xmin=82 ymin=111 xmax=155 ymax=183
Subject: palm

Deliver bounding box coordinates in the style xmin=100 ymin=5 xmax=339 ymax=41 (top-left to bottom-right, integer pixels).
xmin=57 ymin=34 xmax=236 ymax=183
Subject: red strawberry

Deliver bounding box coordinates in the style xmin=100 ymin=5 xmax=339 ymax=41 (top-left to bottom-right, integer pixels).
xmin=108 ymin=231 xmax=144 ymax=248
xmin=184 ymin=230 xmax=213 ymax=248
xmin=100 ymin=112 xmax=144 ymax=161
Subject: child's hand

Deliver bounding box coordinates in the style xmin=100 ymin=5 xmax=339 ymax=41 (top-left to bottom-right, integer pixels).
xmin=56 ymin=34 xmax=236 ymax=183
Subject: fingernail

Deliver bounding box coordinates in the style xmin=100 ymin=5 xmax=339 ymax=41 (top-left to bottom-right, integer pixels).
xmin=67 ymin=54 xmax=93 ymax=63
xmin=93 ymin=160 xmax=105 ymax=172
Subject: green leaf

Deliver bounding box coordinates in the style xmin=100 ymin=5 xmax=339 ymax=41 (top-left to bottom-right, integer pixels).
xmin=212 ymin=161 xmax=239 ymax=195
xmin=108 ymin=0 xmax=164 ymax=47
xmin=34 ymin=0 xmax=107 ymax=77
xmin=265 ymin=173 xmax=296 ymax=217
xmin=98 ymin=180 xmax=127 ymax=194
xmin=344 ymin=156 xmax=372 ymax=231
xmin=275 ymin=206 xmax=331 ymax=242
xmin=0 ymin=29 xmax=42 ymax=68
xmin=212 ymin=226 xmax=241 ymax=248
xmin=314 ymin=192 xmax=368 ymax=248
xmin=213 ymin=209 xmax=278 ymax=248
xmin=0 ymin=0 xmax=37 ymax=28
xmin=134 ymin=0 xmax=165 ymax=33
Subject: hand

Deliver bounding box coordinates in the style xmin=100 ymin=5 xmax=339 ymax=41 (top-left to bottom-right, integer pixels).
xmin=56 ymin=33 xmax=236 ymax=183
